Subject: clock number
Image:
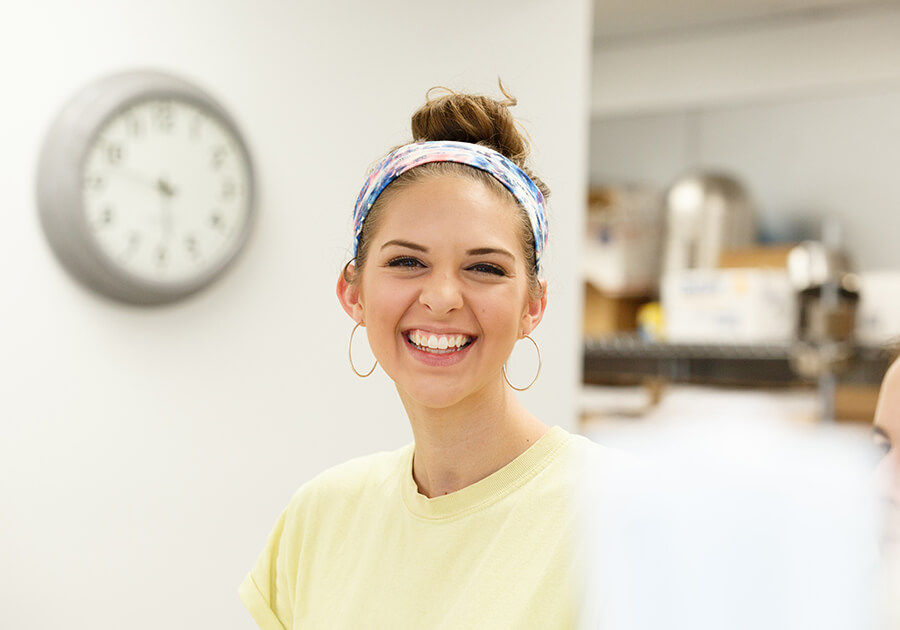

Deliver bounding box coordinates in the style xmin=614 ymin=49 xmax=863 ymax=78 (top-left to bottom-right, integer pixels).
xmin=211 ymin=146 xmax=227 ymax=170
xmin=221 ymin=178 xmax=236 ymax=200
xmin=107 ymin=143 xmax=123 ymax=166
xmin=154 ymin=101 xmax=174 ymax=132
xmin=210 ymin=211 xmax=225 ymax=231
xmin=124 ymin=114 xmax=142 ymax=137
xmin=84 ymin=174 xmax=105 ymax=192
xmin=185 ymin=235 xmax=200 ymax=259
xmin=119 ymin=232 xmax=141 ymax=261
xmin=100 ymin=206 xmax=114 ymax=227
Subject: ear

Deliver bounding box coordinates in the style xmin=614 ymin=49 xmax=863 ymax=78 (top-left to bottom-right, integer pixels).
xmin=336 ymin=264 xmax=365 ymax=324
xmin=519 ymin=279 xmax=548 ymax=337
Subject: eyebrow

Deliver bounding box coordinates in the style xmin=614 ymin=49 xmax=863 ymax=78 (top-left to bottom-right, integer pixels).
xmin=381 ymin=240 xmax=516 ymax=259
xmin=468 ymin=247 xmax=515 ymax=259
xmin=381 ymin=239 xmax=427 ymax=252
xmin=873 ymin=426 xmax=890 ymax=440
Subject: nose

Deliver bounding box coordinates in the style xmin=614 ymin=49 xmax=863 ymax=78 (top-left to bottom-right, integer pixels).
xmin=419 ymin=270 xmax=464 ymax=314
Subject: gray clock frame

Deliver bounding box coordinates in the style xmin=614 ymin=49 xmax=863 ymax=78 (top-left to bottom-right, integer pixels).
xmin=36 ymin=69 xmax=256 ymax=305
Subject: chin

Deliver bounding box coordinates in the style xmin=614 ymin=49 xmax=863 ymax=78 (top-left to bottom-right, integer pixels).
xmin=404 ymin=387 xmax=472 ymax=411
xmin=397 ymin=377 xmax=495 ymax=412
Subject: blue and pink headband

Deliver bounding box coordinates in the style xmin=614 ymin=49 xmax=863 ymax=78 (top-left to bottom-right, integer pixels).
xmin=352 ymin=140 xmax=548 ymax=271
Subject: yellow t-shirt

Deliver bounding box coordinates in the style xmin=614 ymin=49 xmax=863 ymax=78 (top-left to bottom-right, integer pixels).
xmin=240 ymin=426 xmax=600 ymax=630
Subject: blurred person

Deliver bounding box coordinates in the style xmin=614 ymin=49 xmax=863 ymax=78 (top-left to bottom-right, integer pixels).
xmin=239 ymin=85 xmax=604 ymax=630
xmin=873 ymin=354 xmax=900 ymax=628
xmin=582 ymin=413 xmax=882 ymax=630
xmin=874 ymin=355 xmax=900 ymax=546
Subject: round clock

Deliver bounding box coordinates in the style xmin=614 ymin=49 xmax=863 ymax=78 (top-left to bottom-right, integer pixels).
xmin=36 ymin=69 xmax=256 ymax=305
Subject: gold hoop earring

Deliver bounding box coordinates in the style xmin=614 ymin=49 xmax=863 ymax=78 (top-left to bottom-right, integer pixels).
xmin=348 ymin=322 xmax=377 ymax=378
xmin=503 ymin=334 xmax=542 ymax=391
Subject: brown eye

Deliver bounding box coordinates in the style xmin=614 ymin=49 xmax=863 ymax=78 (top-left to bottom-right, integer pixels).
xmin=387 ymin=257 xmax=424 ymax=269
xmin=468 ymin=263 xmax=506 ymax=276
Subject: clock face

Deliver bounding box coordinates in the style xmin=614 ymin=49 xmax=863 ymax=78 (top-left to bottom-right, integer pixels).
xmin=81 ymin=97 xmax=251 ymax=285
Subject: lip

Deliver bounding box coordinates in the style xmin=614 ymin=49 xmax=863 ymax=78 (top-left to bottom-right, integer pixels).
xmin=402 ymin=329 xmax=477 ymax=367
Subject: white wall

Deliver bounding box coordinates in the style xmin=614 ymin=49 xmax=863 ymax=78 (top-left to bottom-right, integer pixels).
xmin=591 ymin=2 xmax=900 ymax=117
xmin=0 ymin=2 xmax=592 ymax=629
xmin=590 ymin=88 xmax=900 ymax=270
xmin=589 ymin=2 xmax=900 ymax=271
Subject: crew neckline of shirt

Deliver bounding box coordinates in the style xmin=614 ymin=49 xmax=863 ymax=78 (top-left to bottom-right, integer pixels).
xmin=400 ymin=425 xmax=571 ymax=521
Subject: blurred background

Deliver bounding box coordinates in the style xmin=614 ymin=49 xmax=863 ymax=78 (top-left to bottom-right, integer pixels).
xmin=582 ymin=0 xmax=900 ymax=433
xmin=1 ymin=0 xmax=898 ymax=628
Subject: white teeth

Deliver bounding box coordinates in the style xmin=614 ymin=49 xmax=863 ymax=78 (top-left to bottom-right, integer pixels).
xmin=408 ymin=330 xmax=472 ymax=353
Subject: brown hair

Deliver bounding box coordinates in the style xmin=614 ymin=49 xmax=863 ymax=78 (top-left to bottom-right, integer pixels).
xmin=345 ymin=83 xmax=549 ymax=299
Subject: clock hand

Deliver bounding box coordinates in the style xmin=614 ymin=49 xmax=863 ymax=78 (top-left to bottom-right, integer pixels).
xmin=157 ymin=178 xmax=178 ymax=198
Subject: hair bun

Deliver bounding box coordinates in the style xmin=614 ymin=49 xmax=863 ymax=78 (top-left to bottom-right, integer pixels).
xmin=411 ymin=85 xmax=530 ymax=164
xmin=410 ymin=83 xmax=549 ymax=199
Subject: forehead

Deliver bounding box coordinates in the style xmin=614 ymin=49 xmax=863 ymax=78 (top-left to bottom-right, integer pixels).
xmin=375 ymin=173 xmax=524 ymax=244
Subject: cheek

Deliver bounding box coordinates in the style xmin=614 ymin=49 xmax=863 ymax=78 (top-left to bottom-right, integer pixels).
xmin=875 ymin=453 xmax=900 ymax=505
xmin=479 ymin=294 xmax=527 ymax=336
xmin=361 ymin=280 xmax=415 ymax=326
xmin=891 ymin=456 xmax=900 ymax=504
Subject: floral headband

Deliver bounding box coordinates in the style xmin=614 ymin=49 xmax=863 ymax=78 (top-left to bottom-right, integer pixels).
xmin=352 ymin=140 xmax=548 ymax=271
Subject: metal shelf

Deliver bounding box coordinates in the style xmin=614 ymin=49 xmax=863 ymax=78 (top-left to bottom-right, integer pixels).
xmin=583 ymin=334 xmax=891 ymax=386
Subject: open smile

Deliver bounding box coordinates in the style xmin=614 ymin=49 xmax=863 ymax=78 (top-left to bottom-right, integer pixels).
xmin=405 ymin=329 xmax=476 ymax=355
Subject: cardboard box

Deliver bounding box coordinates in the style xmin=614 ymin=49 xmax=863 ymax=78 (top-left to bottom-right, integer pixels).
xmin=834 ymin=384 xmax=880 ymax=423
xmin=583 ymin=283 xmax=646 ymax=337
xmin=583 ymin=186 xmax=663 ymax=294
xmin=718 ymin=244 xmax=797 ymax=269
xmin=662 ymin=269 xmax=797 ymax=344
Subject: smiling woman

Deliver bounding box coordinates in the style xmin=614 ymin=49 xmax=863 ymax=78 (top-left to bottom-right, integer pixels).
xmin=239 ymin=86 xmax=606 ymax=629
xmin=346 ymin=174 xmax=539 ymax=415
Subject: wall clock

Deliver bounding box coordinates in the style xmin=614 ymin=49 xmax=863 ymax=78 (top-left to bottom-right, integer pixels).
xmin=36 ymin=69 xmax=256 ymax=305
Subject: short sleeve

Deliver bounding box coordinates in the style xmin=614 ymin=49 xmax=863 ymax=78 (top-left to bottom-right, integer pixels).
xmin=239 ymin=507 xmax=296 ymax=630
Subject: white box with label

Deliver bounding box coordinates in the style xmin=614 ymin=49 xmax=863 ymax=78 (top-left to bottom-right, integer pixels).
xmin=855 ymin=270 xmax=900 ymax=346
xmin=583 ymin=186 xmax=663 ymax=294
xmin=662 ymin=269 xmax=797 ymax=344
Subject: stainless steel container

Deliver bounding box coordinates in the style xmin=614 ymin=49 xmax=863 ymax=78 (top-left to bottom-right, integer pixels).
xmin=786 ymin=239 xmax=860 ymax=421
xmin=662 ymin=171 xmax=756 ymax=272
xmin=787 ymin=240 xmax=859 ymax=345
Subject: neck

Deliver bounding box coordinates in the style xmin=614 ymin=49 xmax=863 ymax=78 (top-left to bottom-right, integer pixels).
xmin=399 ymin=378 xmax=549 ymax=498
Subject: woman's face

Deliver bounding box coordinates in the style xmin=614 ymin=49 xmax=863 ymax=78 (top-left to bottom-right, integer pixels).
xmin=338 ymin=173 xmax=546 ymax=410
xmin=874 ymin=358 xmax=900 ymax=545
